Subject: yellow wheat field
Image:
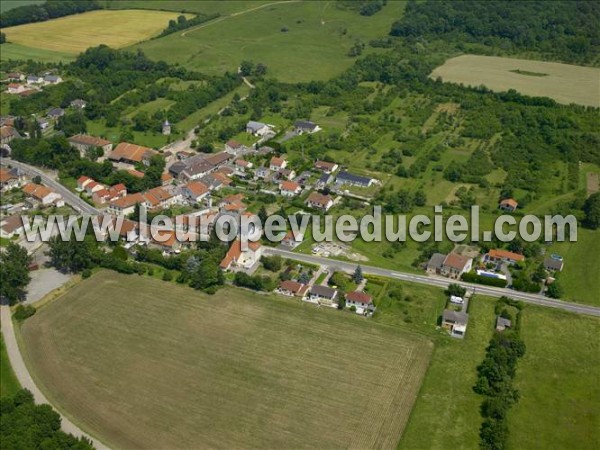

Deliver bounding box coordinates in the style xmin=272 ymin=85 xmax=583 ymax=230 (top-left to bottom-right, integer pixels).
xmin=3 ymin=10 xmax=191 ymax=54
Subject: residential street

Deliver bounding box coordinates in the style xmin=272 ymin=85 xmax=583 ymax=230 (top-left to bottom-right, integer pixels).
xmin=1 ymin=158 xmax=99 ymax=215
xmin=264 ymin=248 xmax=600 ymax=317
xmin=0 ymin=305 xmax=109 ymax=450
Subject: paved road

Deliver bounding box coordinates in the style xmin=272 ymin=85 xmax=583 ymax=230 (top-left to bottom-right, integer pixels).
xmin=265 ymin=248 xmax=600 ymax=317
xmin=0 ymin=305 xmax=109 ymax=450
xmin=1 ymin=159 xmax=98 ymax=215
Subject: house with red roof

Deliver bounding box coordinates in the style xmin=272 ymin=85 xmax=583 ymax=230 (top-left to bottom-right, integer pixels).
xmin=306 ymin=191 xmax=333 ymax=211
xmin=219 ymin=239 xmax=263 ymax=271
xmin=345 ymin=291 xmax=376 ymax=314
xmin=441 ymin=253 xmax=473 ymax=279
xmin=484 ymin=249 xmax=525 ymax=265
xmin=278 ymin=280 xmax=309 ymax=297
xmin=269 ymin=156 xmax=287 ymax=171
xmin=498 ymin=198 xmax=518 ymax=212
xmin=182 ymin=181 xmax=209 ymax=204
xmin=280 ymin=180 xmax=302 ymax=197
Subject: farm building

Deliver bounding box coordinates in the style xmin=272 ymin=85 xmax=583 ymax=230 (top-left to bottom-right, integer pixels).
xmin=109 ymin=142 xmax=157 ymax=167
xmin=68 ymin=134 xmax=113 ymax=156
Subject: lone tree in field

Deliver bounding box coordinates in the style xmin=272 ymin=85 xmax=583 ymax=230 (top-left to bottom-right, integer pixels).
xmin=353 ymin=265 xmax=363 ymax=284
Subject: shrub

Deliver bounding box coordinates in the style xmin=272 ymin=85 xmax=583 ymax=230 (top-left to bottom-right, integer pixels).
xmin=13 ymin=304 xmax=36 ymax=321
xmin=81 ymin=269 xmax=92 ymax=279
xmin=162 ymin=271 xmax=173 ymax=282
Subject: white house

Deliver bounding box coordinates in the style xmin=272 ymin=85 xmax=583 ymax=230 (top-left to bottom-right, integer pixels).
xmin=345 ymin=291 xmax=376 ymax=314
xmin=224 ymin=140 xmax=246 ymax=155
xmin=280 ymin=180 xmax=301 ymax=197
xmin=294 ymin=120 xmax=321 ymax=134
xmin=306 ymin=285 xmax=338 ymax=308
xmin=306 ymin=191 xmax=333 ymax=211
xmin=22 ymin=183 xmax=63 ymax=207
xmin=7 ymin=83 xmax=26 ymax=95
xmin=219 ymin=239 xmax=263 ymax=271
xmin=246 ymin=121 xmax=272 ymax=136
xmin=270 ymin=156 xmax=287 ymax=171
xmin=0 ymin=215 xmax=25 ymax=239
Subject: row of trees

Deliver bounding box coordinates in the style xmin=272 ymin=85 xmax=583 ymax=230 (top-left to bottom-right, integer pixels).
xmin=474 ymin=298 xmax=525 ymax=450
xmin=157 ymin=13 xmax=219 ymax=38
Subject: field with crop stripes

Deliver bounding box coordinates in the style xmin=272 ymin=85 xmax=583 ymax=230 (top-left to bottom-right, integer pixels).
xmin=20 ymin=271 xmax=432 ymax=449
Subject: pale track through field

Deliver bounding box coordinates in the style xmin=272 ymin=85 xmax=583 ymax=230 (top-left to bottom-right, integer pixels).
xmin=181 ymin=0 xmax=303 ymax=37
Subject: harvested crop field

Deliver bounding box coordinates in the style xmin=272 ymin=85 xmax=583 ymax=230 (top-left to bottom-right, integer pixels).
xmin=2 ymin=10 xmax=191 ymax=54
xmin=431 ymin=55 xmax=600 ymax=107
xmin=19 ymin=271 xmax=432 ymax=449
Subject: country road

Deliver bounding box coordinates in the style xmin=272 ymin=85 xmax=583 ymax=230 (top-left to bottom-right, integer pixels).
xmin=0 ymin=305 xmax=110 ymax=450
xmin=265 ymin=248 xmax=600 ymax=317
xmin=1 ymin=158 xmax=99 ymax=215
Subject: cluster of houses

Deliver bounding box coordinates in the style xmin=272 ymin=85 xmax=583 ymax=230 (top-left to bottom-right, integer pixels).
xmin=276 ymin=278 xmax=376 ymax=315
xmin=427 ymin=246 xmax=564 ymax=282
xmin=5 ymin=71 xmax=63 ymax=97
xmin=77 ymin=176 xmax=127 ymax=205
xmin=0 ymin=166 xmax=65 ymax=239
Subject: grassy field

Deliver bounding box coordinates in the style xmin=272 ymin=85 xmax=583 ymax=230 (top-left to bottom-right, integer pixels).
xmin=0 ymin=333 xmax=21 ymax=398
xmin=546 ymin=228 xmax=600 ymax=306
xmin=509 ymin=306 xmax=600 ymax=449
xmin=0 ymin=42 xmax=75 ymax=63
xmin=132 ymin=1 xmax=406 ymax=82
xmin=104 ymin=0 xmax=271 ymax=15
xmin=431 ymin=55 xmax=600 ymax=107
xmin=398 ymin=296 xmax=496 ymax=449
xmin=2 ymin=10 xmax=191 ymax=54
xmin=19 ymin=271 xmax=432 ymax=449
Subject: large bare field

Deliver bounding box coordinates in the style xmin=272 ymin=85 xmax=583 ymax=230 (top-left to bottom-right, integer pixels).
xmin=19 ymin=271 xmax=432 ymax=449
xmin=431 ymin=55 xmax=600 ymax=107
xmin=2 ymin=10 xmax=190 ymax=54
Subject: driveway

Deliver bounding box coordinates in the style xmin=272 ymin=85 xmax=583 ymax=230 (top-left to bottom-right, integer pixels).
xmin=25 ymin=268 xmax=72 ymax=304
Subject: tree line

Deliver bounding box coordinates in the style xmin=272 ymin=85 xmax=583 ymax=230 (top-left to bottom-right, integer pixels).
xmin=390 ymin=0 xmax=600 ymax=65
xmin=0 ymin=0 xmax=101 ymax=28
xmin=1 ymin=389 xmax=94 ymax=449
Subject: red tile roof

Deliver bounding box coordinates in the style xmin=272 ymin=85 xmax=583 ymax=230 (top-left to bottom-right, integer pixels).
xmin=345 ymin=291 xmax=373 ymax=304
xmin=488 ymin=249 xmax=525 ymax=262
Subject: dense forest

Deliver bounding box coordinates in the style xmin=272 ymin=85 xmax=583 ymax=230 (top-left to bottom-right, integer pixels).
xmin=390 ymin=0 xmax=600 ymax=65
xmin=0 ymin=0 xmax=101 ymax=28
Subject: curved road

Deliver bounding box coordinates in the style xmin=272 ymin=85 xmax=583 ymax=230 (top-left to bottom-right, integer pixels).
xmin=1 ymin=305 xmax=110 ymax=449
xmin=265 ymin=248 xmax=600 ymax=317
xmin=0 ymin=158 xmax=98 ymax=215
